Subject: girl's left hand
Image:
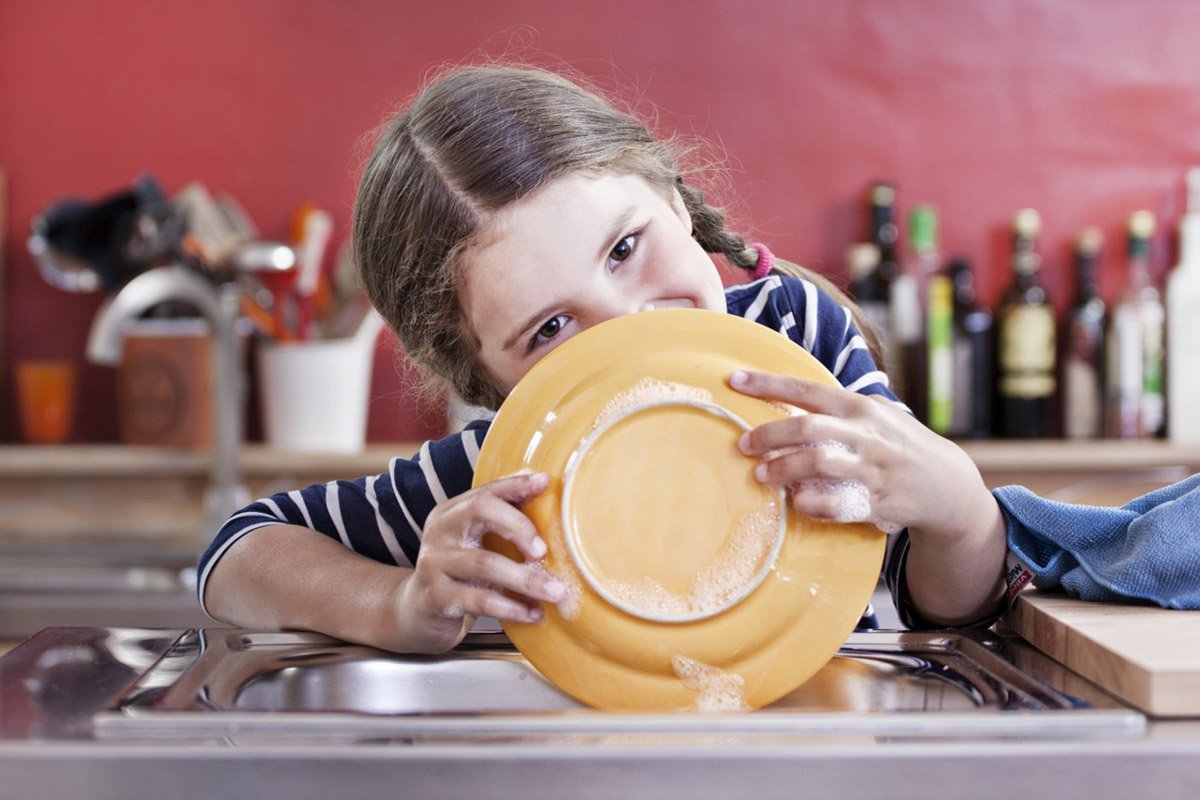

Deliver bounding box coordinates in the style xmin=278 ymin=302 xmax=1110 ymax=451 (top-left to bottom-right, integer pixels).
xmin=728 ymin=370 xmax=985 ymax=542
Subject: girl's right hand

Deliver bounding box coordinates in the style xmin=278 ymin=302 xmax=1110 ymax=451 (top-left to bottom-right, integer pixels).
xmin=393 ymin=471 xmax=568 ymax=653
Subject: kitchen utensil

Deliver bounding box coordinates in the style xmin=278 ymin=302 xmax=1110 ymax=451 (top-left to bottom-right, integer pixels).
xmin=1007 ymin=589 xmax=1200 ymax=717
xmin=228 ymin=241 xmax=299 ymax=339
xmin=473 ymin=308 xmax=887 ymax=711
xmin=29 ymin=175 xmax=182 ymax=294
xmin=173 ymin=182 xmax=255 ymax=265
xmin=290 ymin=205 xmax=333 ymax=340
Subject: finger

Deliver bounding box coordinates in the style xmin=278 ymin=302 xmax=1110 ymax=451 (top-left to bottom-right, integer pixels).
xmin=752 ymin=442 xmax=859 ymax=486
xmin=441 ymin=547 xmax=568 ymax=606
xmin=738 ymin=413 xmax=854 ymax=457
xmin=453 ymin=584 xmax=546 ymax=624
xmin=784 ymin=475 xmax=869 ymax=516
xmin=481 ymin=470 xmax=551 ymax=505
xmin=437 ymin=476 xmax=551 ymax=560
xmin=729 ymin=370 xmax=857 ymax=416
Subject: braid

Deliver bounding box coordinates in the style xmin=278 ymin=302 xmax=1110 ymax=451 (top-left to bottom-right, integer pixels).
xmin=676 ymin=180 xmax=758 ymax=268
xmin=675 ymin=177 xmax=887 ymax=369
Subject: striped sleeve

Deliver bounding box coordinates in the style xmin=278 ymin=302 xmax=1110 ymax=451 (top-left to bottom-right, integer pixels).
xmin=196 ymin=419 xmax=490 ymax=616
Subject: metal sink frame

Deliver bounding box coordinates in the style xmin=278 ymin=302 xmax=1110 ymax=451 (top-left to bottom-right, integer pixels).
xmin=93 ymin=627 xmax=1144 ymax=743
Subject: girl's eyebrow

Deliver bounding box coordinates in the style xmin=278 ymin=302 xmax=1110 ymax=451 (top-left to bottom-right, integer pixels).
xmin=503 ymin=300 xmax=559 ymax=353
xmin=598 ymin=206 xmax=638 ymax=260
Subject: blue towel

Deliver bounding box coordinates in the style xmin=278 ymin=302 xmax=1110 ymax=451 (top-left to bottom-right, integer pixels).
xmin=997 ymin=473 xmax=1200 ymax=610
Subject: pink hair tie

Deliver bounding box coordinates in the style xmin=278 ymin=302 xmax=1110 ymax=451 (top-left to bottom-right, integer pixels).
xmin=749 ymin=243 xmax=775 ymax=280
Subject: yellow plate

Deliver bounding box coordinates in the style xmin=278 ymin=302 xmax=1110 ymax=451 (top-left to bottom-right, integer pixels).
xmin=473 ymin=308 xmax=886 ymax=711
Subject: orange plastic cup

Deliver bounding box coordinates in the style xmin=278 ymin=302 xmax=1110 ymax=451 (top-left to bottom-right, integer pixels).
xmin=15 ymin=360 xmax=77 ymax=444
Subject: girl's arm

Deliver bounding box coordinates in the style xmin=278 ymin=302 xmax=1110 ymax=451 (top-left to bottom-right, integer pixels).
xmin=202 ymin=471 xmax=566 ymax=653
xmin=729 ymin=370 xmax=1007 ymax=626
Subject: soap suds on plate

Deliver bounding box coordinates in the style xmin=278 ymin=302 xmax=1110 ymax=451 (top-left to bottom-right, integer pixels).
xmin=603 ymin=500 xmax=782 ymax=620
xmin=529 ymin=558 xmax=583 ymax=621
xmin=593 ymin=377 xmax=714 ymax=428
xmin=672 ymin=655 xmax=748 ymax=712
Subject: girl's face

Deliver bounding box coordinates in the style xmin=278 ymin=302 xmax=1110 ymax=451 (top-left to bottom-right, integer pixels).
xmin=460 ymin=172 xmax=727 ymax=395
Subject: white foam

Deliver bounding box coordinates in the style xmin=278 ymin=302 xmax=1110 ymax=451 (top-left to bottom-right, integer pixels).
xmin=799 ymin=477 xmax=901 ymax=535
xmin=602 ymin=500 xmax=782 ymax=620
xmin=672 ymin=655 xmax=748 ymax=712
xmin=529 ymin=558 xmax=583 ymax=621
xmin=594 ymin=377 xmax=714 ymax=428
xmin=777 ymin=440 xmax=901 ymax=534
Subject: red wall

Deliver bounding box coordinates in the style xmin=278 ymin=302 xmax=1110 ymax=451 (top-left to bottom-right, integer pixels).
xmin=4 ymin=0 xmax=1200 ymax=443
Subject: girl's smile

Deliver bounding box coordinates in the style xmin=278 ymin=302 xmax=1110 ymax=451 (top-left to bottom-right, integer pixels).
xmin=459 ymin=172 xmax=727 ymax=395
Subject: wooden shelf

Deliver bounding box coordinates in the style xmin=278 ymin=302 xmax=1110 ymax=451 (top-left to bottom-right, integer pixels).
xmin=2 ymin=440 xmax=1197 ymax=480
xmin=0 ymin=443 xmax=421 ymax=480
xmin=959 ymin=439 xmax=1200 ymax=473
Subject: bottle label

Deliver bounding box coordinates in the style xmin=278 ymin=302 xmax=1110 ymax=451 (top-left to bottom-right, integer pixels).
xmin=999 ymin=305 xmax=1056 ymax=399
xmin=1065 ymin=357 xmax=1101 ymax=438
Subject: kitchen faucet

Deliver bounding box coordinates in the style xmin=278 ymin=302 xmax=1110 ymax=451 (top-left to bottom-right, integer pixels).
xmin=86 ymin=265 xmax=249 ymax=544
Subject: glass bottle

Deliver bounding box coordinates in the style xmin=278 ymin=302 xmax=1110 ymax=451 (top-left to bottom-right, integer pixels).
xmin=927 ymin=271 xmax=953 ymax=434
xmin=947 ymin=259 xmax=993 ymax=439
xmin=867 ymin=182 xmax=901 ymax=295
xmin=846 ymin=242 xmax=885 ymax=340
xmin=1062 ymin=228 xmax=1106 ymax=439
xmin=891 ymin=205 xmax=938 ymax=421
xmin=864 ymin=182 xmax=901 ymax=390
xmin=997 ymin=209 xmax=1056 ymax=438
xmin=1167 ymin=168 xmax=1200 ymax=443
xmin=1106 ymin=211 xmax=1164 ymax=438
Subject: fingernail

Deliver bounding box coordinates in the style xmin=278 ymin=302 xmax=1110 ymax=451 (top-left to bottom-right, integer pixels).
xmin=528 ymin=605 xmax=544 ymax=622
xmin=755 ymin=463 xmax=769 ymax=482
xmin=738 ymin=432 xmax=751 ymax=453
xmin=545 ymin=578 xmax=568 ymax=601
xmin=729 ymin=370 xmax=748 ymax=387
xmin=530 ymin=537 xmax=547 ymax=559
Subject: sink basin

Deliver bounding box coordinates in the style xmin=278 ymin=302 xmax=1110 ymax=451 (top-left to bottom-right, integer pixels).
xmin=94 ymin=628 xmax=1143 ymax=743
xmin=223 ymin=634 xmax=1039 ymax=715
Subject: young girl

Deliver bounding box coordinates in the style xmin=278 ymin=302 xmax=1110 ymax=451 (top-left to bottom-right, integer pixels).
xmin=198 ymin=64 xmax=1007 ymax=653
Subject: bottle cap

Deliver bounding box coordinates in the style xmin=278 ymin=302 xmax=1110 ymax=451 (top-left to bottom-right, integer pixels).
xmin=869 ymin=182 xmax=896 ymax=207
xmin=1013 ymin=208 xmax=1041 ymax=238
xmin=1128 ymin=210 xmax=1156 ymax=239
xmin=1076 ymin=227 xmax=1103 ymax=256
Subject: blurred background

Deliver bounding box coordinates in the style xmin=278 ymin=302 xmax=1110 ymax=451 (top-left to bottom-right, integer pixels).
xmin=3 ymin=0 xmax=1199 ymax=444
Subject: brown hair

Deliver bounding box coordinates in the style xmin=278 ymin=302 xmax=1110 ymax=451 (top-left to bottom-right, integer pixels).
xmin=353 ymin=65 xmax=883 ymax=410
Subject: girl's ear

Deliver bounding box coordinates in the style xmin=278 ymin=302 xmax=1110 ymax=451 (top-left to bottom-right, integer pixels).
xmin=669 ymin=187 xmax=693 ymax=233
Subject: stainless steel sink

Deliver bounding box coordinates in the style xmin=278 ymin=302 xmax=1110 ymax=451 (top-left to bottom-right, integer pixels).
xmin=94 ymin=627 xmax=1143 ymax=743
xmin=3 ymin=626 xmax=1192 ymax=800
xmin=0 ymin=543 xmax=211 ymax=637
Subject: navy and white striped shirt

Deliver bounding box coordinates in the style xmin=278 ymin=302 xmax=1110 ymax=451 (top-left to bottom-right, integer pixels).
xmin=198 ymin=275 xmax=915 ymax=627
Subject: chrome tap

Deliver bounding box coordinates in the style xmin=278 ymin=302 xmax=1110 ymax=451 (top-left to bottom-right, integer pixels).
xmin=86 ymin=265 xmax=249 ymax=544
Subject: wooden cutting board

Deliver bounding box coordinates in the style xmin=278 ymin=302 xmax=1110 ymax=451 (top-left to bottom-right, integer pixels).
xmin=1007 ymin=589 xmax=1200 ymax=717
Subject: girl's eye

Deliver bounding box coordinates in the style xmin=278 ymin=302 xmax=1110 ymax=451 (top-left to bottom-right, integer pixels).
xmin=607 ymin=234 xmax=637 ymax=269
xmin=531 ymin=315 xmax=567 ymax=349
